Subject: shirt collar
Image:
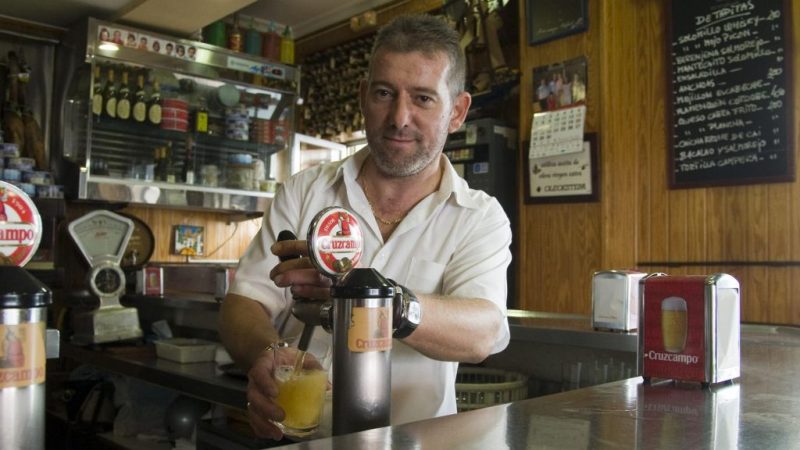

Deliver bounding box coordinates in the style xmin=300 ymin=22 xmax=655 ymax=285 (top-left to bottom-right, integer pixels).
xmin=328 ymin=146 xmax=481 ymax=210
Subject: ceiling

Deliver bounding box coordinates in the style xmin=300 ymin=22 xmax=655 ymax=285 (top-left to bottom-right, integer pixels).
xmin=0 ymin=0 xmax=395 ymax=39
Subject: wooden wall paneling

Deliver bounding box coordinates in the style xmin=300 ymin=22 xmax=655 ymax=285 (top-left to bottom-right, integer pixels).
xmin=685 ymin=190 xmax=708 ymax=261
xmin=516 ymin=0 xmax=602 ymax=314
xmin=644 ymin=0 xmax=670 ymax=264
xmin=516 ymin=0 xmax=798 ymax=321
xmin=747 ymin=185 xmax=769 ymax=261
xmin=598 ymin=0 xmax=639 ymax=269
xmin=121 ymin=206 xmax=261 ymax=263
xmin=767 ymin=185 xmax=791 ymax=260
xmin=519 ymin=215 xmax=539 ymax=310
xmin=744 ymin=266 xmax=769 ymax=323
xmin=767 ymin=267 xmax=789 ymax=324
xmin=724 ymin=186 xmax=749 ymax=261
xmin=705 ymin=188 xmax=726 ymax=261
xmin=635 ymin=0 xmax=667 ymax=265
xmin=791 ymin=268 xmax=800 ymax=325
xmin=666 ymin=189 xmax=688 ymax=262
xmin=540 ymin=206 xmax=569 ymax=311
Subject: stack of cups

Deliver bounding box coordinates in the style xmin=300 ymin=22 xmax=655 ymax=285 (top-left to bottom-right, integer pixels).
xmin=162 ymin=99 xmax=189 ymax=132
xmin=225 ymin=105 xmax=250 ymax=141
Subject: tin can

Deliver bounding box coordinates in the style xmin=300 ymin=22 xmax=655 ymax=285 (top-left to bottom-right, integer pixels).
xmin=638 ymin=273 xmax=740 ymax=385
xmin=591 ymin=270 xmax=648 ymax=331
xmin=136 ymin=266 xmax=163 ymax=296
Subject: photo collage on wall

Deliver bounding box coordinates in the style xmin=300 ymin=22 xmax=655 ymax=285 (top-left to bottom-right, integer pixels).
xmin=97 ymin=25 xmax=198 ymax=61
xmin=532 ymin=56 xmax=587 ymax=113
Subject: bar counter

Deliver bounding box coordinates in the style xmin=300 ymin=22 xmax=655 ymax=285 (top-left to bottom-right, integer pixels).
xmin=60 ymin=321 xmax=800 ymax=448
xmin=273 ymin=324 xmax=799 ymax=449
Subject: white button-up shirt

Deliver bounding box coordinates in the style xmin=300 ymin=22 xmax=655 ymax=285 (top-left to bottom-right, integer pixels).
xmin=230 ymin=147 xmax=512 ymax=425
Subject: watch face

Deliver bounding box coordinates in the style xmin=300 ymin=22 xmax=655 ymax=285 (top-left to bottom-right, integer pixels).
xmin=407 ymin=299 xmax=422 ymax=325
xmin=94 ymin=267 xmax=122 ymax=294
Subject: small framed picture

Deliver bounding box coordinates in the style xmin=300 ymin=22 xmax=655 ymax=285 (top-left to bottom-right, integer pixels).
xmin=173 ymin=225 xmax=204 ymax=256
xmin=527 ymin=0 xmax=588 ymax=45
xmin=526 ymin=133 xmax=599 ymax=203
xmin=532 ymin=56 xmax=587 ymax=113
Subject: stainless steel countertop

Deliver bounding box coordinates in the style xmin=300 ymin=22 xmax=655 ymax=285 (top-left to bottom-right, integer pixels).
xmin=271 ymin=324 xmax=800 ymax=449
xmin=61 ymin=322 xmax=800 ymax=448
xmin=507 ymin=310 xmax=638 ymax=352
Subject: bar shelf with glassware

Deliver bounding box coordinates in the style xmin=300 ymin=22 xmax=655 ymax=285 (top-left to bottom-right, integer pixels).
xmin=54 ymin=18 xmax=300 ymax=214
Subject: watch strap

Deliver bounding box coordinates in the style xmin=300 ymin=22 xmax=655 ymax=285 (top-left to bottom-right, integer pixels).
xmin=393 ymin=284 xmax=420 ymax=339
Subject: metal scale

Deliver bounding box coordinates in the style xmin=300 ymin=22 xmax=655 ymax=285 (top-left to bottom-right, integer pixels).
xmin=68 ymin=210 xmax=143 ymax=345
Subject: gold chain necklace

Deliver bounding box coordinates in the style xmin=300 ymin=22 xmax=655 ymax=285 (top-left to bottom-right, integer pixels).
xmin=360 ymin=174 xmax=406 ymax=226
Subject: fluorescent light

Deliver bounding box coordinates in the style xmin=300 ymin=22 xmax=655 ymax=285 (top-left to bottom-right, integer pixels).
xmin=98 ymin=42 xmax=120 ymax=51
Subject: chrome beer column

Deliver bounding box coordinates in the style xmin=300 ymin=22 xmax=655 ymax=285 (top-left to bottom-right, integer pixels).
xmin=302 ymin=207 xmax=395 ymax=435
xmin=0 ymin=181 xmax=56 ymax=450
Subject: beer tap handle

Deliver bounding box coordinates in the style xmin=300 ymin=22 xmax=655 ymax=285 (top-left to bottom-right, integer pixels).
xmin=277 ymin=230 xmax=300 ymax=261
xmin=277 ymin=230 xmax=316 ymax=355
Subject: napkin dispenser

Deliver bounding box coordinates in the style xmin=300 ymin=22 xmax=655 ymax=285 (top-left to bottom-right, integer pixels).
xmin=638 ymin=273 xmax=740 ymax=385
xmin=591 ymin=270 xmax=648 ymax=331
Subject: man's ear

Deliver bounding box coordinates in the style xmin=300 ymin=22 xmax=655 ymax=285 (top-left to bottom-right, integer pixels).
xmin=448 ymin=91 xmax=472 ymax=133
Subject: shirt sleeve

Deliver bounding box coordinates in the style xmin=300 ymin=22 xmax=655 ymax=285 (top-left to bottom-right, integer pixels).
xmin=228 ymin=179 xmax=301 ymax=320
xmin=442 ymin=198 xmax=512 ymax=354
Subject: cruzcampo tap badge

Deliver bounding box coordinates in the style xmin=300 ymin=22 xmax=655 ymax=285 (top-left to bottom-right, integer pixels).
xmin=0 ymin=181 xmax=42 ymax=267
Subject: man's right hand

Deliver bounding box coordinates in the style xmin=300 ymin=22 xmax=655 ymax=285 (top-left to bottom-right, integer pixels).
xmin=245 ymin=348 xmax=285 ymax=440
xmin=269 ymin=238 xmax=332 ymax=300
xmin=245 ymin=343 xmax=325 ymax=440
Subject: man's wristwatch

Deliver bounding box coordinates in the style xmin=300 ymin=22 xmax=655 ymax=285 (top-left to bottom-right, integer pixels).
xmin=393 ymin=284 xmax=421 ymax=339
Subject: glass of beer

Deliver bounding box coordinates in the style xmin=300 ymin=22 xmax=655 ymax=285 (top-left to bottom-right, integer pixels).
xmin=661 ymin=296 xmax=688 ymax=353
xmin=272 ymin=336 xmax=331 ymax=438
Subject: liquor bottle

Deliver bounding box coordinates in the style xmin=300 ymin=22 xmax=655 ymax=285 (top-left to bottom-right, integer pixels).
xmin=91 ymin=65 xmax=104 ymax=117
xmin=164 ymin=142 xmax=176 ymax=183
xmin=244 ymin=17 xmax=261 ymax=56
xmin=194 ymin=99 xmax=208 ymax=134
xmin=182 ymin=135 xmax=196 ymax=184
xmin=132 ymin=73 xmax=147 ymax=123
xmin=152 ymin=146 xmax=163 ymax=181
xmin=147 ymin=80 xmax=162 ymax=125
xmin=228 ymin=14 xmax=242 ymax=52
xmin=103 ymin=67 xmax=117 ymax=118
xmin=280 ymin=26 xmax=294 ymax=64
xmin=263 ymin=21 xmax=280 ymax=60
xmin=116 ymin=70 xmax=131 ymax=120
xmin=155 ymin=143 xmax=170 ymax=182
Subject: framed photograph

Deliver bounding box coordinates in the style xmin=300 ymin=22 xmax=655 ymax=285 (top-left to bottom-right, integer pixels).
xmin=525 ymin=133 xmax=599 ymax=203
xmin=173 ymin=225 xmax=205 ymax=256
xmin=527 ymin=0 xmax=588 ymax=45
xmin=533 ymin=56 xmax=587 ymax=113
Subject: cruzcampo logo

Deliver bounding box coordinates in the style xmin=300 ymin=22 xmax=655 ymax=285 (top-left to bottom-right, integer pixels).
xmin=0 ymin=181 xmax=42 ymax=267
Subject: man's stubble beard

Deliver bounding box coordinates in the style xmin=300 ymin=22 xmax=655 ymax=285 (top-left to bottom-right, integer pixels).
xmin=368 ymin=124 xmax=450 ymax=178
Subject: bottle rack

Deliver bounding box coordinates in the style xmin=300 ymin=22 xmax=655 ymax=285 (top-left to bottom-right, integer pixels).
xmin=55 ymin=17 xmax=301 ymax=215
xmin=300 ymin=35 xmax=374 ymax=141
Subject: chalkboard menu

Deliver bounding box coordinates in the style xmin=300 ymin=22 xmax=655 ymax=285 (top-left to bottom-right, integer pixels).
xmin=668 ymin=0 xmax=794 ymax=188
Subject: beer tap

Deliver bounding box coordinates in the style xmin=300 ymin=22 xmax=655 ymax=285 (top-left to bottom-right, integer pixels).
xmin=276 ymin=230 xmax=331 ymax=371
xmin=280 ymin=206 xmax=397 ymax=435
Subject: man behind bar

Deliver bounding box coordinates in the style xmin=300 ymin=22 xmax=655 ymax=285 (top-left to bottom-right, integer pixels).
xmin=220 ymin=13 xmax=512 ymax=440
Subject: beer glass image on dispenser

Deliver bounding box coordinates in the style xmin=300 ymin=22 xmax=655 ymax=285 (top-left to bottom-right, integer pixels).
xmin=661 ymin=297 xmax=687 ymax=353
xmin=272 ymin=337 xmax=331 ymax=438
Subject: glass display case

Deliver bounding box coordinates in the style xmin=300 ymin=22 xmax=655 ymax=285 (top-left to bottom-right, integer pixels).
xmin=53 ymin=18 xmax=300 ymax=214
